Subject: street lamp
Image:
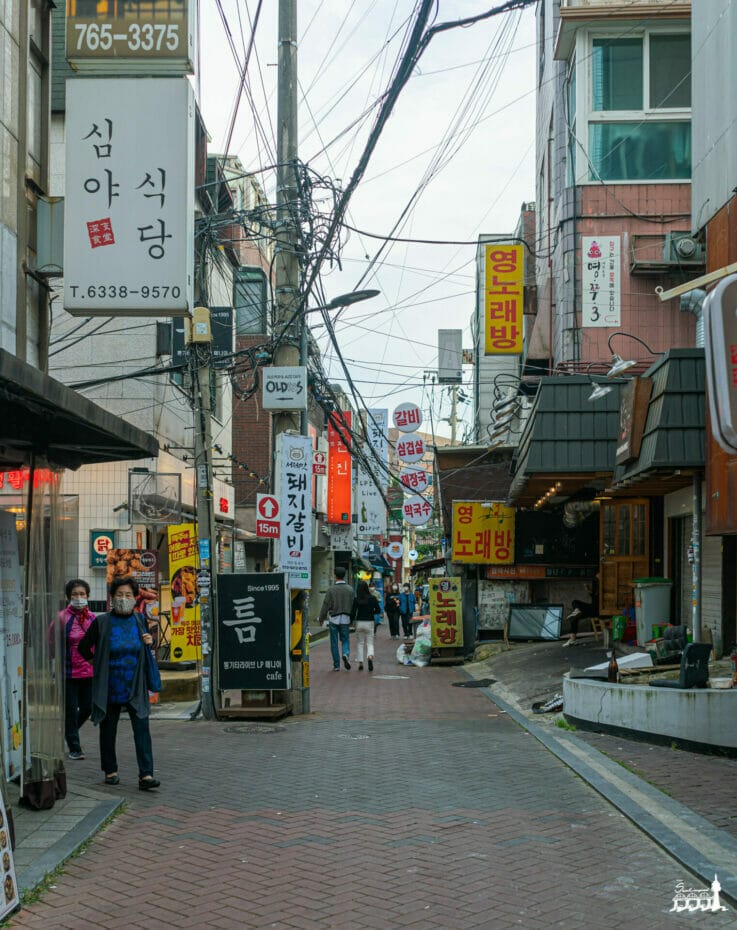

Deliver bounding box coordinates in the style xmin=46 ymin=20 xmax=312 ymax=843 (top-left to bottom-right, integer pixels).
xmin=606 ymin=332 xmax=664 ymax=379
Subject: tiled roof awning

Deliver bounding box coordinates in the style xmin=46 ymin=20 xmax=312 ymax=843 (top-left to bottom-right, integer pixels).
xmin=509 ymin=376 xmax=622 ymax=506
xmin=0 ymin=349 xmax=159 ymax=470
xmin=610 ymin=349 xmax=705 ymax=494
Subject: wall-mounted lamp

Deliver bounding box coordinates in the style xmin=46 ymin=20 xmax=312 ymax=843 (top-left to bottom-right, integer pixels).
xmin=605 ymin=332 xmax=664 ymax=380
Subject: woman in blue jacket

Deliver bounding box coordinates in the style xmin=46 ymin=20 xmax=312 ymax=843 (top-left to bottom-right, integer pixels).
xmin=398 ymin=584 xmax=416 ymax=639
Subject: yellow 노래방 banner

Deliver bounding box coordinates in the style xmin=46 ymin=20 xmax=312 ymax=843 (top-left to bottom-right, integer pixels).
xmin=430 ymin=578 xmax=463 ymax=648
xmin=484 ymin=244 xmax=524 ymax=355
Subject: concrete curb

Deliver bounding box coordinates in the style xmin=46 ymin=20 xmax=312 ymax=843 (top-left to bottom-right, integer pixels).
xmin=16 ymin=796 xmax=123 ymax=896
xmin=468 ymin=672 xmax=737 ymax=906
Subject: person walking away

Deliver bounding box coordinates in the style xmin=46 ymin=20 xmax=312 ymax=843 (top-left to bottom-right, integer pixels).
xmin=399 ymin=583 xmax=416 ymax=639
xmin=564 ymin=575 xmax=599 ymax=647
xmin=319 ymin=566 xmax=355 ymax=670
xmin=79 ymin=576 xmax=160 ymax=790
xmin=52 ymin=579 xmax=95 ymax=760
xmin=352 ymin=581 xmax=379 ymax=671
xmin=386 ymin=584 xmax=401 ymax=639
xmin=369 ymin=582 xmax=384 ymax=634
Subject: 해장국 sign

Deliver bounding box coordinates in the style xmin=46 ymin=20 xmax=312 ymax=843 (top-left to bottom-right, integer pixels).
xmin=217 ymin=573 xmax=291 ymax=690
xmin=64 ymin=78 xmax=194 ymax=317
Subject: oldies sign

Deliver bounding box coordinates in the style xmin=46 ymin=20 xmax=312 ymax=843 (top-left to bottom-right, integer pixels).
xmin=217 ymin=573 xmax=291 ymax=690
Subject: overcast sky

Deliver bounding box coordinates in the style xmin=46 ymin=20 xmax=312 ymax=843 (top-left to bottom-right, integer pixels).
xmin=200 ymin=2 xmax=537 ymax=440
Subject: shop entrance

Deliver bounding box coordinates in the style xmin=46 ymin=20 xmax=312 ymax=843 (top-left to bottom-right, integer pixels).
xmin=668 ymin=514 xmax=692 ymax=626
xmin=599 ymin=499 xmax=649 ymax=615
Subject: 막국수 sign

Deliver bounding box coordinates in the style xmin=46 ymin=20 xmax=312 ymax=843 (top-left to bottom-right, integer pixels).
xmin=64 ymin=78 xmax=194 ymax=317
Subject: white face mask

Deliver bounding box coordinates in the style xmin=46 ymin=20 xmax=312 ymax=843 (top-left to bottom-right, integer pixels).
xmin=112 ymin=596 xmax=135 ymax=615
xmin=70 ymin=597 xmax=87 ymax=610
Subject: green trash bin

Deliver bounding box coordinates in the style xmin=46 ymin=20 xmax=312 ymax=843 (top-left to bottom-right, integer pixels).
xmin=632 ymin=577 xmax=672 ymax=645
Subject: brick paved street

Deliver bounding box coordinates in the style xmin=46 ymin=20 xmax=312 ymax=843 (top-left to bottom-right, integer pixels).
xmin=8 ymin=630 xmax=733 ymax=929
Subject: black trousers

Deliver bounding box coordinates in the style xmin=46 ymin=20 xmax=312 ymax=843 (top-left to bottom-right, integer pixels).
xmin=65 ymin=678 xmax=93 ymax=754
xmin=387 ymin=611 xmax=400 ymax=637
xmin=570 ymin=600 xmax=594 ymax=635
xmin=99 ymin=702 xmax=154 ymax=779
xmin=400 ymin=612 xmax=413 ymax=637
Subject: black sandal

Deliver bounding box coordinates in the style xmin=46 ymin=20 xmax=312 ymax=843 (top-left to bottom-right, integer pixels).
xmin=138 ymin=776 xmax=160 ymax=791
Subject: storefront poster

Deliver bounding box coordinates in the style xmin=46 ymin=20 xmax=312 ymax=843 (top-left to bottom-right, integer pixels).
xmin=429 ymin=578 xmax=463 ymax=647
xmin=217 ymin=573 xmax=291 ymax=690
xmin=452 ymin=501 xmax=514 ymax=564
xmin=106 ymin=548 xmax=159 ymax=617
xmin=0 ymin=513 xmax=23 ymax=780
xmin=167 ymin=524 xmax=201 ymax=662
xmin=0 ymin=790 xmax=18 ymax=919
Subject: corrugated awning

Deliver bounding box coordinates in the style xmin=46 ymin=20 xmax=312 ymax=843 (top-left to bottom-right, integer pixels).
xmin=0 ymin=349 xmax=159 ymax=469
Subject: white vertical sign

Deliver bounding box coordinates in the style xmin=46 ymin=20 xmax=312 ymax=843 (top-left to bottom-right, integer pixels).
xmin=0 ymin=512 xmax=23 ymax=780
xmin=356 ymin=467 xmax=386 ymax=536
xmin=582 ymin=236 xmax=621 ymax=328
xmin=275 ymin=434 xmax=312 ymax=590
xmin=64 ymin=78 xmax=195 ymax=316
xmin=366 ymin=409 xmax=388 ymax=491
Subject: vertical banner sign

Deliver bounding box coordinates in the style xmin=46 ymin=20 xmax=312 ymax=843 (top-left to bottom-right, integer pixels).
xmin=327 ymin=412 xmax=352 ymax=524
xmin=484 ymin=244 xmax=524 ymax=354
xmin=438 ymin=329 xmax=463 ymax=383
xmin=430 ymin=578 xmax=463 ymax=648
xmin=276 ymin=434 xmax=312 ymax=590
xmin=356 ymin=408 xmax=388 ymax=536
xmin=167 ymin=524 xmax=201 ymax=661
xmin=452 ymin=501 xmax=515 ymax=564
xmin=217 ymin=573 xmax=291 ymax=690
xmin=0 ymin=513 xmax=23 ymax=780
xmin=582 ymin=236 xmax=621 ymax=327
xmin=64 ymin=78 xmax=195 ymax=316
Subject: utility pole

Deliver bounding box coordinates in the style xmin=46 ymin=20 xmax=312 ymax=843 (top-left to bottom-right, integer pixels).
xmin=189 ymin=308 xmax=217 ymax=720
xmin=450 ymin=385 xmax=458 ymax=445
xmin=274 ymin=0 xmax=307 ymax=714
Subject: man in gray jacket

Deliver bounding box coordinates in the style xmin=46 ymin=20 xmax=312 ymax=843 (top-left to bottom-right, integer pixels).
xmin=319 ymin=566 xmax=355 ymax=670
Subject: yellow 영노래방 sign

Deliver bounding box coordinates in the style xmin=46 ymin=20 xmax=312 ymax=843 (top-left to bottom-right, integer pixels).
xmin=452 ymin=501 xmax=514 ymax=564
xmin=484 ymin=244 xmax=523 ymax=355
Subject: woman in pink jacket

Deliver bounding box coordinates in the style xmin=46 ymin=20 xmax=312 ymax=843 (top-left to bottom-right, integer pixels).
xmin=56 ymin=579 xmax=95 ymax=760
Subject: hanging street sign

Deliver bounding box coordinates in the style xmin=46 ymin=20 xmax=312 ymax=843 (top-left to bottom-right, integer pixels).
xmin=256 ymin=493 xmax=280 ymax=538
xmin=402 ymin=494 xmax=432 ymax=526
xmin=396 ymin=432 xmax=426 ymax=463
xmin=262 ymin=366 xmax=308 ymax=411
xmin=399 ymin=465 xmax=430 ymax=494
xmin=393 ymin=402 xmax=422 ymax=433
xmin=386 ymin=541 xmax=404 ymax=559
xmin=274 ymin=434 xmax=312 ymax=589
xmin=312 ymin=450 xmax=327 ymax=476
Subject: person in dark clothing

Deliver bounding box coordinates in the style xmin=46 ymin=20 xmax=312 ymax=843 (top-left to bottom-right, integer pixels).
xmin=398 ymin=584 xmax=416 ymax=638
xmin=79 ymin=576 xmax=160 ymax=789
xmin=51 ymin=579 xmax=95 ymax=760
xmin=385 ymin=584 xmax=401 ymax=639
xmin=352 ymin=581 xmax=380 ymax=671
xmin=564 ymin=575 xmax=599 ymax=647
xmin=318 ymin=566 xmax=355 ymax=670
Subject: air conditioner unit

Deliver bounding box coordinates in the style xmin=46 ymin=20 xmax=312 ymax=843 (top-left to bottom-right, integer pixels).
xmin=663 ymin=232 xmax=705 ymax=264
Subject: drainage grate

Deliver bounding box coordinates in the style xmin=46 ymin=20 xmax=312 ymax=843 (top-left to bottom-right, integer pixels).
xmin=223 ymin=724 xmax=287 ymax=735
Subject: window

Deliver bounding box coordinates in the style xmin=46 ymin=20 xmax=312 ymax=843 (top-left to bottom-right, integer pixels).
xmin=234 ymin=267 xmax=268 ymax=335
xmin=585 ymin=32 xmax=691 ymax=182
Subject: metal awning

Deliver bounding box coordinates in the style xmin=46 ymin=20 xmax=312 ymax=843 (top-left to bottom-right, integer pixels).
xmin=0 ymin=349 xmax=159 ymax=469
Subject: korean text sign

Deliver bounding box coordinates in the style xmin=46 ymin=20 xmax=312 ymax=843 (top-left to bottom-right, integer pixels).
xmin=217 ymin=573 xmax=291 ymax=690
xmin=167 ymin=523 xmax=201 ymax=662
xmin=582 ymin=236 xmax=621 ymax=328
xmin=276 ymin=434 xmax=312 ymax=590
xmin=484 ymin=244 xmax=524 ymax=354
xmin=452 ymin=501 xmax=515 ymax=564
xmin=64 ymin=78 xmax=194 ymax=316
xmin=430 ymin=578 xmax=463 ymax=648
xmin=327 ymin=412 xmax=352 ymax=524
